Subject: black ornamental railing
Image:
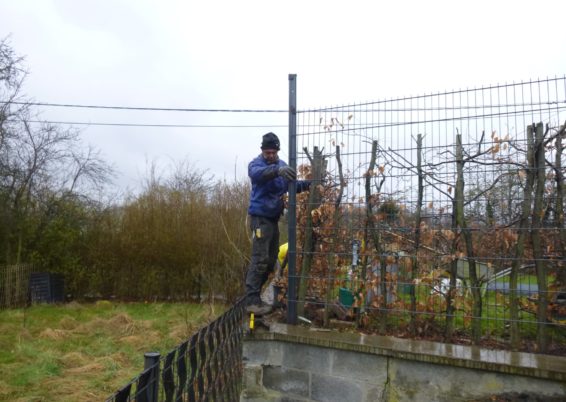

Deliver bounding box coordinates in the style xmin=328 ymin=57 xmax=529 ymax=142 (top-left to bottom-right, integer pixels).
xmin=106 ymin=298 xmax=245 ymax=402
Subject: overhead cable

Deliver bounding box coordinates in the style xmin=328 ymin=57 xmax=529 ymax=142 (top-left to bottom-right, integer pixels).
xmin=26 ymin=120 xmax=287 ymax=128
xmin=3 ymin=101 xmax=287 ymax=113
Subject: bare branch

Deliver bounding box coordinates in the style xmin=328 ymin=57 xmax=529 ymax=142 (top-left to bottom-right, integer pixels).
xmin=464 ymin=173 xmax=507 ymax=206
xmin=303 ymin=147 xmax=313 ymax=163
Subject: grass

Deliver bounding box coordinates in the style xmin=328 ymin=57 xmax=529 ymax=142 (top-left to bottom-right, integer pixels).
xmin=0 ymin=301 xmax=223 ymax=402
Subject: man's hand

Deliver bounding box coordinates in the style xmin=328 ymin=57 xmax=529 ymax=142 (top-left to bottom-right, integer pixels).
xmin=278 ymin=165 xmax=296 ymax=181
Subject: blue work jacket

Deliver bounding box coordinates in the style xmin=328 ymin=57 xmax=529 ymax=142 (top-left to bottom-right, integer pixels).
xmin=247 ymin=154 xmax=309 ymax=219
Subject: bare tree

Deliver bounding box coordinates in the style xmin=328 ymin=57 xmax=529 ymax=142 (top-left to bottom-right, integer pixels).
xmin=0 ymin=38 xmax=113 ymax=266
xmin=297 ymin=146 xmax=327 ymax=317
xmin=413 ymin=130 xmax=511 ymax=343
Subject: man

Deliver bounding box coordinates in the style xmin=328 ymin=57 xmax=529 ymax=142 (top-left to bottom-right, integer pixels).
xmin=245 ymin=133 xmax=310 ymax=315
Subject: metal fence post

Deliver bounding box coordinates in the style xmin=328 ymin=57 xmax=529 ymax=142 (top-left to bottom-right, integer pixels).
xmin=144 ymin=352 xmax=161 ymax=402
xmin=288 ymin=73 xmax=298 ymax=325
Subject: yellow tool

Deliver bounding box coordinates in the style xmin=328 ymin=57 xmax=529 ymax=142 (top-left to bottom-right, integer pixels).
xmin=249 ymin=313 xmax=255 ymax=330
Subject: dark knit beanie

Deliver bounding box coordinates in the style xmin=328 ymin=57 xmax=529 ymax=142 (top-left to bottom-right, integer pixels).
xmin=261 ymin=132 xmax=280 ymax=150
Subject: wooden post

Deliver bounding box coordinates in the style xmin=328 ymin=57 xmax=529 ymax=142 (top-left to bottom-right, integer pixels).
xmin=509 ymin=124 xmax=535 ymax=349
xmin=297 ymin=147 xmax=326 ymax=317
xmin=364 ymin=140 xmax=387 ymax=332
xmin=410 ymin=134 xmax=423 ymax=335
xmin=532 ymin=122 xmax=548 ymax=352
xmin=324 ymin=146 xmax=345 ymax=327
xmin=454 ymin=134 xmax=482 ymax=343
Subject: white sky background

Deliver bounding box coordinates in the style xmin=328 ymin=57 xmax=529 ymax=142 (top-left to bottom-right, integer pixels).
xmin=2 ymin=0 xmax=566 ymax=194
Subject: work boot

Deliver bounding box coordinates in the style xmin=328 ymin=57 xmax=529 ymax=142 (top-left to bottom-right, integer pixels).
xmin=246 ymin=303 xmax=272 ymax=316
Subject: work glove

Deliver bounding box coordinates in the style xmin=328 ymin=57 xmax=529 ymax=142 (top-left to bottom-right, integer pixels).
xmin=278 ymin=165 xmax=296 ymax=181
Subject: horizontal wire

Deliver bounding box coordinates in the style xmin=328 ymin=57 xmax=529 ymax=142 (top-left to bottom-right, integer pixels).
xmin=300 ymin=100 xmax=566 ymax=114
xmin=25 ymin=120 xmax=287 ymax=129
xmin=2 ymin=101 xmax=287 ymax=113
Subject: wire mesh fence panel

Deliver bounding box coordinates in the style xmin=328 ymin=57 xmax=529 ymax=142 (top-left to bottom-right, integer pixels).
xmin=289 ymin=76 xmax=566 ymax=353
xmin=0 ymin=264 xmax=34 ymax=309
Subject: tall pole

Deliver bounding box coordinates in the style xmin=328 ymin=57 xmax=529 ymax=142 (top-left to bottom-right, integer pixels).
xmin=287 ymin=74 xmax=297 ymax=325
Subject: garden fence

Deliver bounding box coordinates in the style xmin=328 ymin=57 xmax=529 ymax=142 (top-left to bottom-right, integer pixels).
xmin=106 ymin=298 xmax=245 ymax=402
xmin=0 ymin=264 xmax=34 ymax=309
xmin=287 ymin=75 xmax=566 ymax=352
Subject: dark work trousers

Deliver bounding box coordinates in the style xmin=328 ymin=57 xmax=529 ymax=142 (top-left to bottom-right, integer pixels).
xmin=245 ymin=215 xmax=279 ymax=306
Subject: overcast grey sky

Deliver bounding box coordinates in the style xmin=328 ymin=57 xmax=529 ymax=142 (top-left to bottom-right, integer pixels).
xmin=2 ymin=0 xmax=566 ymax=193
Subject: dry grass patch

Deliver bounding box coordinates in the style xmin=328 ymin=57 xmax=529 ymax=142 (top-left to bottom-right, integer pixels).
xmin=18 ymin=327 xmax=33 ymax=341
xmin=59 ymin=315 xmax=79 ymax=330
xmin=64 ymin=301 xmax=83 ymax=310
xmin=39 ymin=328 xmax=69 ymax=340
xmin=109 ymin=312 xmax=134 ymax=326
xmin=77 ymin=312 xmax=152 ymax=338
xmin=60 ymin=351 xmax=90 ymax=369
xmin=41 ymin=375 xmax=97 ymax=402
xmin=118 ymin=331 xmax=161 ymax=351
xmin=0 ymin=379 xmax=11 ymax=399
xmin=65 ymin=361 xmax=105 ymax=375
xmin=109 ymin=312 xmax=151 ymax=337
xmin=49 ymin=353 xmax=133 ymax=401
xmin=62 ymin=353 xmax=129 ymax=376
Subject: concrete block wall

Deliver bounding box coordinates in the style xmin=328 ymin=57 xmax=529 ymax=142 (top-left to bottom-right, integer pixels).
xmin=241 ymin=324 xmax=566 ymax=402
